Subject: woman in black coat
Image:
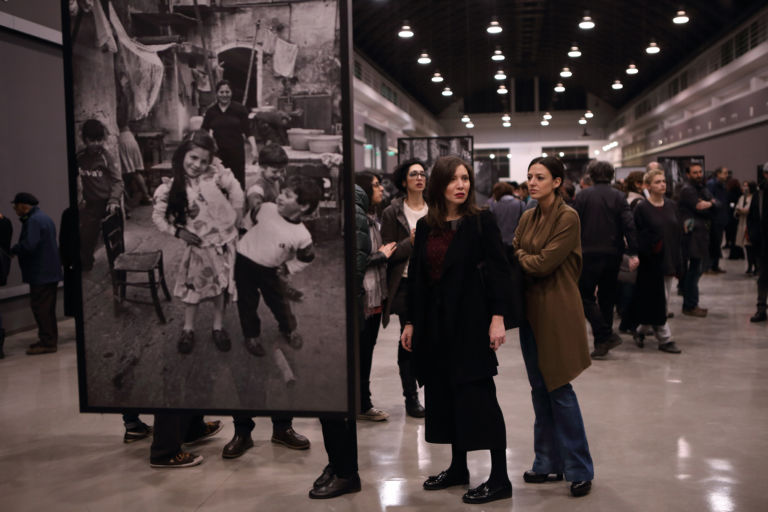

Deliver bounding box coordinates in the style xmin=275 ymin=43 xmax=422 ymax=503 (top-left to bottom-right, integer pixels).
xmin=401 ymin=155 xmax=512 ymax=504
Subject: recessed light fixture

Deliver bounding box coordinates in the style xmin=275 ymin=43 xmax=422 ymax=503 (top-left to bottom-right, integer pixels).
xmin=465 ymin=121 xmax=474 ymax=128
xmin=612 ymin=79 xmax=623 ymax=90
xmin=584 ymin=110 xmax=594 ymax=118
xmin=540 ymin=120 xmax=550 ymax=126
xmin=578 ymin=117 xmax=587 ymax=125
xmin=487 ymin=17 xmax=503 ymax=34
xmin=560 ymin=67 xmax=573 ymax=78
xmin=460 ymin=114 xmax=470 ymax=123
xmin=497 ymin=84 xmax=508 ymax=94
xmin=502 ymin=122 xmax=511 ymax=127
xmin=491 ymin=47 xmax=505 ymax=61
xmin=559 ymin=151 xmax=565 ymax=157
xmin=489 ymin=153 xmax=496 ymax=159
xmin=646 ymin=41 xmax=660 ymax=54
xmin=431 ymin=71 xmax=444 ymax=83
xmin=542 ymin=152 xmax=548 ymax=157
xmin=673 ymin=10 xmax=689 ymax=24
xmin=501 ymin=113 xmax=511 ymax=122
xmin=494 ymin=69 xmax=507 ymax=80
xmin=398 ymin=21 xmax=414 ymax=38
xmin=568 ymin=44 xmax=582 ymax=58
xmin=507 ymin=153 xmax=512 ymax=159
xmin=554 ymin=82 xmax=565 ymax=93
xmin=417 ymin=51 xmax=431 ymax=64
xmin=579 ymin=13 xmax=595 ymax=30
xmin=626 ymin=63 xmax=638 ymax=75
xmin=594 ymin=149 xmax=600 ymax=155
xmin=543 ymin=112 xmax=552 ymax=120
xmin=442 ymin=86 xmax=453 ymax=96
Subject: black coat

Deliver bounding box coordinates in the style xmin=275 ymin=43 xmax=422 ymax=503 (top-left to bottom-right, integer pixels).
xmin=406 ymin=210 xmax=511 ymax=386
xmin=380 ymin=197 xmax=413 ymax=327
xmin=748 ymin=184 xmax=768 ymax=256
xmin=678 ymin=180 xmax=713 ymax=259
xmin=572 ymin=183 xmax=638 ymax=256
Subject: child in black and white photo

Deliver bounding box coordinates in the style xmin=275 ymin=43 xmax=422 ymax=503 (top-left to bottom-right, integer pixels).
xmin=235 ymin=176 xmax=321 ymax=357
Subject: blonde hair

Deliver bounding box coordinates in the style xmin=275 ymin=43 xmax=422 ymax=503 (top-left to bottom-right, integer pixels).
xmin=644 ymin=169 xmax=665 ymax=185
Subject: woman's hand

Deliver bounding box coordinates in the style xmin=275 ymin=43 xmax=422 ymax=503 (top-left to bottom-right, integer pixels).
xmin=378 ymin=241 xmax=397 ymax=259
xmin=488 ymin=315 xmax=506 ymax=351
xmin=400 ymin=324 xmax=413 ymax=352
xmin=177 ymin=228 xmax=202 ymax=247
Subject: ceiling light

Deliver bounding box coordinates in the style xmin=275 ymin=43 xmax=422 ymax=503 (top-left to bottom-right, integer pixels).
xmin=673 ymin=10 xmax=689 ymax=24
xmin=487 ymin=17 xmax=503 ymax=34
xmin=542 ymin=152 xmax=548 ymax=157
xmin=501 ymin=113 xmax=511 ymax=122
xmin=491 ymin=47 xmax=505 ymax=61
xmin=497 ymin=84 xmax=508 ymax=94
xmin=540 ymin=120 xmax=550 ymax=126
xmin=568 ymin=44 xmax=582 ymax=58
xmin=579 ymin=13 xmax=595 ymax=30
xmin=543 ymin=112 xmax=552 ymax=120
xmin=594 ymin=149 xmax=600 ymax=155
xmin=460 ymin=114 xmax=470 ymax=123
xmin=465 ymin=122 xmax=474 ymax=128
xmin=398 ymin=22 xmax=414 ymax=38
xmin=507 ymin=154 xmax=512 ymax=159
xmin=502 ymin=122 xmax=511 ymax=127
xmin=489 ymin=153 xmax=496 ymax=159
xmin=442 ymin=86 xmax=453 ymax=96
xmin=494 ymin=69 xmax=507 ymax=80
xmin=612 ymin=79 xmax=623 ymax=90
xmin=417 ymin=51 xmax=431 ymax=65
xmin=554 ymin=82 xmax=565 ymax=93
xmin=578 ymin=117 xmax=587 ymax=125
xmin=431 ymin=71 xmax=444 ymax=83
xmin=626 ymin=63 xmax=638 ymax=75
xmin=560 ymin=67 xmax=573 ymax=78
xmin=646 ymin=41 xmax=660 ymax=54
xmin=584 ymin=110 xmax=594 ymax=118
xmin=559 ymin=151 xmax=565 ymax=157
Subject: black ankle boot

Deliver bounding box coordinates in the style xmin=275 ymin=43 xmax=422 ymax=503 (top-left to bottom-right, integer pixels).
xmin=0 ymin=327 xmax=5 ymax=359
xmin=405 ymin=394 xmax=425 ymax=418
xmin=399 ymin=360 xmax=424 ymax=418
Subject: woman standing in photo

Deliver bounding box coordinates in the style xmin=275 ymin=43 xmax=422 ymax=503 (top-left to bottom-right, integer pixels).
xmin=381 ymin=158 xmax=428 ymax=418
xmin=513 ymin=156 xmax=594 ymax=497
xmin=401 ymin=155 xmax=512 ymax=504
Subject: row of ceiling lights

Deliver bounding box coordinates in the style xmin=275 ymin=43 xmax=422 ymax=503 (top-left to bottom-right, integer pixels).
xmin=539 ymin=109 xmax=594 ymax=127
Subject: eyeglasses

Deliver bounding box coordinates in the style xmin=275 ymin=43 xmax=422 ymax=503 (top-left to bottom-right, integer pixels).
xmin=408 ymin=171 xmax=427 ymax=178
xmin=372 ymin=182 xmax=383 ymax=188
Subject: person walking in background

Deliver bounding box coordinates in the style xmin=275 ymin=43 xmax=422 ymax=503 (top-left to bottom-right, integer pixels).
xmin=381 ymin=158 xmax=428 ymax=418
xmin=9 ymin=193 xmax=63 ymax=355
xmin=487 ymin=181 xmax=525 ymax=248
xmin=627 ymin=170 xmax=683 ymax=354
xmin=748 ymin=163 xmax=768 ymax=322
xmin=401 ymin=156 xmax=512 ymax=505
xmin=678 ymin=163 xmax=714 ymax=317
xmin=706 ymin=166 xmax=730 ymax=273
xmin=513 ymin=156 xmax=593 ymax=498
xmin=572 ymin=160 xmax=639 ymax=359
xmin=0 ymin=211 xmax=12 ymax=358
xmin=735 ymin=181 xmax=757 ymax=274
xmin=76 ymin=119 xmax=124 ymax=271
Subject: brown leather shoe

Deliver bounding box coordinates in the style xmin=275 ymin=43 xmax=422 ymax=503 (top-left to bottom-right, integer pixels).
xmin=222 ymin=433 xmax=254 ymax=458
xmin=26 ymin=343 xmax=57 ymax=355
xmin=271 ymin=427 xmax=310 ymax=450
xmin=682 ymin=307 xmax=707 ymax=317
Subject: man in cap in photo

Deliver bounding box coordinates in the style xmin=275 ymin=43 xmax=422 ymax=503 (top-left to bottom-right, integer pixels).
xmin=10 ymin=193 xmax=63 ymax=355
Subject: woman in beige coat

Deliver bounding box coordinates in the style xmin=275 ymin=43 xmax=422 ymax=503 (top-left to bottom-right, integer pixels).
xmin=512 ymin=156 xmax=593 ymax=497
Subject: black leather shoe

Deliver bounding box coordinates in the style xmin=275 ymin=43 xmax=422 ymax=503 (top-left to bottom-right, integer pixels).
xmin=244 ymin=337 xmax=266 ymax=357
xmin=313 ymin=464 xmax=334 ymax=488
xmin=570 ymin=480 xmax=592 ymax=497
xmin=222 ymin=433 xmax=253 ymax=458
xmin=177 ymin=330 xmax=194 ymax=354
xmin=523 ymin=470 xmax=564 ymax=483
xmin=423 ymin=469 xmax=470 ymax=490
xmin=633 ymin=332 xmax=644 ymax=348
xmin=308 ymin=473 xmax=361 ymax=499
xmin=271 ymin=427 xmax=310 ymax=450
xmin=750 ymin=310 xmax=767 ymax=322
xmin=462 ymin=480 xmax=512 ymax=504
xmin=212 ymin=329 xmax=231 ymax=352
xmin=405 ymin=396 xmax=425 ymax=418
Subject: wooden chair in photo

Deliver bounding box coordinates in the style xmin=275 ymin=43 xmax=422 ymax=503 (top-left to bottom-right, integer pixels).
xmin=101 ymin=211 xmax=171 ymax=323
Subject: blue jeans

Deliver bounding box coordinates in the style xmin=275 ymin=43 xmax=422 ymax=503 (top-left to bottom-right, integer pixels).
xmin=519 ymin=323 xmax=594 ymax=482
xmin=682 ymin=257 xmax=702 ymax=310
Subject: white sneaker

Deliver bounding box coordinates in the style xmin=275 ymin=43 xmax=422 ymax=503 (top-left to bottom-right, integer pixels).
xmin=357 ymin=407 xmax=389 ymax=421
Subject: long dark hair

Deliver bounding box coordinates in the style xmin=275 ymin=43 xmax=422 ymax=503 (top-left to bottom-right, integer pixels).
xmin=166 ymin=130 xmax=217 ymax=226
xmin=425 ymin=155 xmax=480 ymax=229
xmin=355 ymin=170 xmax=380 ymax=213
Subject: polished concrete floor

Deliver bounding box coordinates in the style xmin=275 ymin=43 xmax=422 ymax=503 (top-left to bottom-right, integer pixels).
xmin=1 ymin=258 xmax=766 ymax=511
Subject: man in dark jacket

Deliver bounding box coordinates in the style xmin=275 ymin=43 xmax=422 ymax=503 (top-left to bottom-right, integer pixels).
xmin=748 ymin=163 xmax=768 ymax=322
xmin=10 ymin=193 xmax=63 ymax=355
xmin=572 ymin=161 xmax=639 ymax=359
xmin=677 ymin=164 xmax=715 ymax=317
xmin=706 ymin=166 xmax=730 ymax=273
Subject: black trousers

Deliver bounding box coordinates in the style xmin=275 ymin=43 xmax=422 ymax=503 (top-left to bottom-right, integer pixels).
xmin=709 ymin=224 xmax=725 ymax=270
xmin=359 ymin=313 xmax=382 ymax=411
xmin=232 ymin=416 xmax=293 ymax=435
xmin=150 ymin=414 xmax=205 ymax=461
xmin=30 ymin=283 xmax=58 ymax=346
xmin=319 ymin=417 xmax=358 ymax=477
xmin=578 ymin=253 xmax=621 ymax=344
xmin=757 ymin=249 xmax=768 ymax=310
xmin=79 ymin=198 xmax=107 ymax=270
xmin=235 ymin=254 xmax=296 ymax=337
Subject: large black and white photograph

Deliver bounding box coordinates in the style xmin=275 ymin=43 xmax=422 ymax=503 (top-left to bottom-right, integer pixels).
xmin=397 ymin=135 xmax=473 ymax=172
xmin=65 ymin=0 xmax=350 ymax=414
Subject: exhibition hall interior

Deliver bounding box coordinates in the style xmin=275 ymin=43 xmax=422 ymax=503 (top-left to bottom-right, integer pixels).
xmin=1 ymin=0 xmax=767 ymax=510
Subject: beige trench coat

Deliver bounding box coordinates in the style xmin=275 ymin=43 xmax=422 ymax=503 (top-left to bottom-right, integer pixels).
xmin=513 ymin=197 xmax=591 ymax=391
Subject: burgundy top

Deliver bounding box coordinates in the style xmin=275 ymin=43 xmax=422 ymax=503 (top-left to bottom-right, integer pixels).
xmin=426 ymin=228 xmax=456 ymax=283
